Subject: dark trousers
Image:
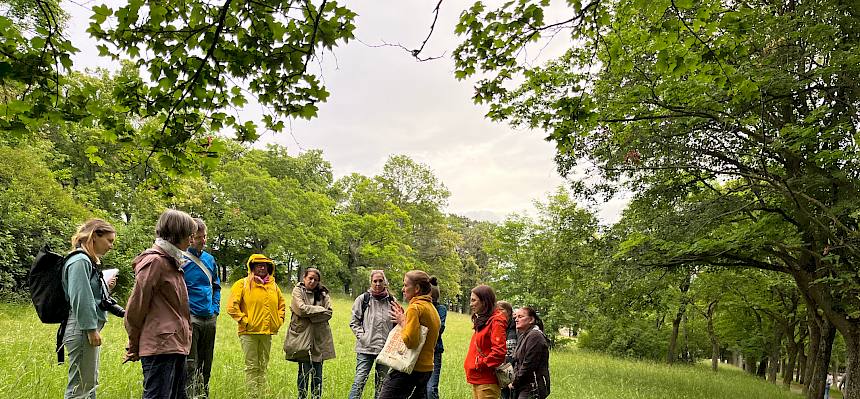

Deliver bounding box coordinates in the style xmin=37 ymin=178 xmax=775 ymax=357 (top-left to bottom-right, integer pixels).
xmin=378 ymin=370 xmax=432 ymax=399
xmin=297 ymin=361 xmax=323 ymax=399
xmin=186 ymin=315 xmax=217 ymax=398
xmin=142 ymin=354 xmax=187 ymax=399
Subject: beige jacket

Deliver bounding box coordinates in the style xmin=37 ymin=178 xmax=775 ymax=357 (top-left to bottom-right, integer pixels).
xmin=283 ymin=283 xmax=336 ymax=362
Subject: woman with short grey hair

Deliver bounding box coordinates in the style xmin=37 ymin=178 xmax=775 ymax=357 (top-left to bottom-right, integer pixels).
xmin=124 ymin=209 xmax=197 ymax=399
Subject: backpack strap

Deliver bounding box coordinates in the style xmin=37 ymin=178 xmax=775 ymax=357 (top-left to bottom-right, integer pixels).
xmin=185 ymin=252 xmax=213 ymax=289
xmin=358 ymin=292 xmax=394 ymax=325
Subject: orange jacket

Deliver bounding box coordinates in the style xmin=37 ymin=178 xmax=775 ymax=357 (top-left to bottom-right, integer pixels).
xmin=464 ymin=310 xmax=508 ymax=385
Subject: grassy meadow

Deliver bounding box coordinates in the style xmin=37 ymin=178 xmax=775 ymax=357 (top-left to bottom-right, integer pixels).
xmin=0 ymin=294 xmax=807 ymax=398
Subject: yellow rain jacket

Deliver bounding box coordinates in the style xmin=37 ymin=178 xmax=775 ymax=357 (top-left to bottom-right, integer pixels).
xmin=227 ymin=254 xmax=286 ymax=335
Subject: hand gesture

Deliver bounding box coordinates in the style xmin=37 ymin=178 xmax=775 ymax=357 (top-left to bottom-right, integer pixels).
xmin=390 ymin=302 xmax=405 ymax=326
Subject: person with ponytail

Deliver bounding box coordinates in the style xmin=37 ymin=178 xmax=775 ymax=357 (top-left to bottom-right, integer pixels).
xmin=378 ymin=270 xmax=441 ymax=399
xmin=62 ymin=219 xmax=117 ymax=399
xmin=426 ymin=276 xmax=447 ymax=399
xmin=510 ymin=307 xmax=550 ymax=399
xmin=464 ymin=285 xmax=507 ymax=399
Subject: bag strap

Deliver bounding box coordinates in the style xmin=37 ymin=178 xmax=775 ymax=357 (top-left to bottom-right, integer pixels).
xmin=185 ymin=252 xmax=213 ymax=289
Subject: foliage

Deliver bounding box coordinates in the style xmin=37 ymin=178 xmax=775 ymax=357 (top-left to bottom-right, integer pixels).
xmin=455 ymin=0 xmax=860 ymax=395
xmin=0 ymin=145 xmax=89 ymax=293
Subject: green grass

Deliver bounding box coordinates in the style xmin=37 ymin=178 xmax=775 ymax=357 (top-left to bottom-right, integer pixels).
xmin=0 ymin=295 xmax=804 ymax=398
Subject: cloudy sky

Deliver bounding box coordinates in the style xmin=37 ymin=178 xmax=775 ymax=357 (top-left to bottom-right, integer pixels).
xmin=63 ymin=0 xmax=627 ymax=223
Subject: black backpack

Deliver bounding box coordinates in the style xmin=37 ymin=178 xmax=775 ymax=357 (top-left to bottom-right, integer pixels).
xmin=28 ymin=245 xmax=89 ymax=363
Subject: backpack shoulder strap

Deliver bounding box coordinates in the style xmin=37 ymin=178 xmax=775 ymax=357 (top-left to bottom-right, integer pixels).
xmin=185 ymin=252 xmax=213 ymax=288
xmin=358 ymin=292 xmax=371 ymax=324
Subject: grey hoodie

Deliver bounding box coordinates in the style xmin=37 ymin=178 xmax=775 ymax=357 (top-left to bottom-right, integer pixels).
xmin=349 ymin=291 xmax=395 ymax=355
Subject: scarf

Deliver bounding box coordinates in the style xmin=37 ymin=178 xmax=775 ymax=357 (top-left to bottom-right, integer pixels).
xmin=253 ymin=275 xmax=270 ymax=285
xmin=370 ymin=287 xmax=389 ymax=299
xmin=155 ymin=238 xmax=185 ymax=266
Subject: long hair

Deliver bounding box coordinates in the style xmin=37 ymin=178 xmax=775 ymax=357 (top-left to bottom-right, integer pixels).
xmin=70 ymin=219 xmax=115 ymax=263
xmin=519 ymin=306 xmax=545 ymax=332
xmin=471 ymin=285 xmax=497 ymax=331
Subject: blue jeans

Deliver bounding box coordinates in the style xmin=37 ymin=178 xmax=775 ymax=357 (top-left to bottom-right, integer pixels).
xmin=141 ymin=354 xmax=187 ymax=399
xmin=297 ymin=361 xmax=323 ymax=399
xmin=349 ymin=353 xmax=390 ymax=399
xmin=426 ymin=351 xmax=442 ymax=399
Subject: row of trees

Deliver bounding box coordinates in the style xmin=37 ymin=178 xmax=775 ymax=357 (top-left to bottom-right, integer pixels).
xmin=0 ymin=68 xmax=493 ymax=306
xmin=453 ymin=0 xmax=860 ymax=398
xmin=3 ymin=0 xmax=858 ymax=398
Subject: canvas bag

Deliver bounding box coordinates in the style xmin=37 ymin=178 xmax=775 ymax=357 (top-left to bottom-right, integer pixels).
xmin=376 ymin=324 xmax=429 ymax=374
xmin=477 ymin=346 xmax=514 ymax=386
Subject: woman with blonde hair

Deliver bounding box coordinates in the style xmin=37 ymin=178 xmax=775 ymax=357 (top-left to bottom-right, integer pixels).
xmin=62 ymin=218 xmax=117 ymax=399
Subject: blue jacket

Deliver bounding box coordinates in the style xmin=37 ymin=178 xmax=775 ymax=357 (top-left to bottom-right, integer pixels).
xmin=183 ymin=248 xmax=221 ymax=317
xmin=434 ymin=302 xmax=447 ymax=353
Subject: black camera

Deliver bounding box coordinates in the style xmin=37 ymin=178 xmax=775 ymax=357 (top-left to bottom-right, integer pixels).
xmin=99 ymin=296 xmax=126 ymax=318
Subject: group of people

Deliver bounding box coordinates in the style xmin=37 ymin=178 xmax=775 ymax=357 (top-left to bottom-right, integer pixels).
xmin=59 ymin=210 xmax=551 ymax=399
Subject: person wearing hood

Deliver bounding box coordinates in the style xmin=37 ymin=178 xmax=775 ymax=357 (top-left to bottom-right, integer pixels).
xmin=283 ymin=267 xmax=335 ymax=399
xmin=227 ymin=254 xmax=286 ymax=393
xmin=124 ymin=209 xmax=196 ymax=399
xmin=348 ymin=270 xmax=396 ymax=399
xmin=377 ymin=270 xmax=441 ymax=399
xmin=464 ymin=285 xmax=508 ymax=399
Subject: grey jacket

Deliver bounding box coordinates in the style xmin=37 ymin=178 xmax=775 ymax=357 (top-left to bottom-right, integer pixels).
xmin=349 ymin=291 xmax=395 ymax=355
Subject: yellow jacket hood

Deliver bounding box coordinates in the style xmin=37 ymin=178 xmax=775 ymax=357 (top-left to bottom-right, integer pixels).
xmin=246 ymin=254 xmax=275 ymax=276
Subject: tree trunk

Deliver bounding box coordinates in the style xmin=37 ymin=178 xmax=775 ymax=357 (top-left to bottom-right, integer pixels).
xmin=706 ymin=302 xmax=719 ymax=372
xmin=798 ymin=342 xmax=807 ymax=384
xmin=843 ymin=329 xmax=860 ymax=399
xmin=758 ymin=356 xmax=769 ymax=378
xmin=805 ymin=309 xmax=822 ymax=395
xmin=807 ymin=320 xmax=836 ymax=399
xmin=769 ymin=327 xmax=785 ymax=383
xmin=668 ymin=310 xmax=682 ymax=364
xmin=784 ymin=341 xmax=799 ymax=389
xmin=746 ymin=357 xmax=757 ymax=374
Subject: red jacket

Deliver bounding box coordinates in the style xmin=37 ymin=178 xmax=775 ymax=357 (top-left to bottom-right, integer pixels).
xmin=464 ymin=310 xmax=508 ymax=385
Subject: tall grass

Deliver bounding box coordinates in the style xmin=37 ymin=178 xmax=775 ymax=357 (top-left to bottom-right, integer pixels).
xmin=0 ymin=295 xmax=802 ymax=398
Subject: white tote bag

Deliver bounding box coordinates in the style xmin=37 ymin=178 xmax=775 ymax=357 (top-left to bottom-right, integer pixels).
xmin=376 ymin=324 xmax=429 ymax=374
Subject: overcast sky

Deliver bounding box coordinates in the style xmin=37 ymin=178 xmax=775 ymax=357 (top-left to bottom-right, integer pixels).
xmin=63 ymin=0 xmax=627 ymax=224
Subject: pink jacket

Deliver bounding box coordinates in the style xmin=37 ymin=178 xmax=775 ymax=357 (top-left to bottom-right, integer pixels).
xmin=124 ymin=246 xmax=192 ymax=357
